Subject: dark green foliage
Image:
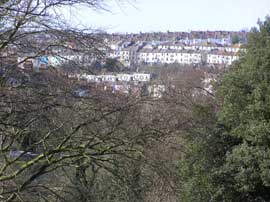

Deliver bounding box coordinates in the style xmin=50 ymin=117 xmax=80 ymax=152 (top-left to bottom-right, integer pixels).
xmin=179 ymin=16 xmax=270 ymax=202
xmin=231 ymin=34 xmax=240 ymax=44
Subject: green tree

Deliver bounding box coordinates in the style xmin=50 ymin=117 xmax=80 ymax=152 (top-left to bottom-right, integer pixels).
xmin=231 ymin=34 xmax=240 ymax=44
xmin=179 ymin=16 xmax=270 ymax=202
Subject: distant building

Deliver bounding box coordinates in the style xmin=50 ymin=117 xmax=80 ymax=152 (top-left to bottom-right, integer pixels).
xmin=76 ymin=73 xmax=151 ymax=83
xmin=148 ymin=84 xmax=165 ymax=98
xmin=138 ymin=49 xmax=202 ymax=65
xmin=108 ymin=49 xmax=130 ymax=67
xmin=207 ymin=51 xmax=239 ymax=65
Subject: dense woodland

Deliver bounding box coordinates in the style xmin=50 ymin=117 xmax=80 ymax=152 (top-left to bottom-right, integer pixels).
xmin=1 ymin=0 xmax=270 ymax=202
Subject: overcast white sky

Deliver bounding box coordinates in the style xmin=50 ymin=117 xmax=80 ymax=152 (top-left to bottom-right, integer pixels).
xmin=65 ymin=0 xmax=270 ymax=33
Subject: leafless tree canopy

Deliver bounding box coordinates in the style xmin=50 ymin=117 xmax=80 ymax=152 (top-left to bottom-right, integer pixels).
xmin=0 ymin=1 xmax=212 ymax=202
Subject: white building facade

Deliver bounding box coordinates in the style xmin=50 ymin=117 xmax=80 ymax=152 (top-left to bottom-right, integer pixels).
xmin=207 ymin=52 xmax=239 ymax=65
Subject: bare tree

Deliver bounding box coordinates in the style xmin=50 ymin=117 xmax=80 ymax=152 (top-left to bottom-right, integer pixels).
xmin=0 ymin=1 xmax=214 ymax=202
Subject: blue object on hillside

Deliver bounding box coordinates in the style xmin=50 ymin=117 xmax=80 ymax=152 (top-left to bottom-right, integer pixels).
xmin=38 ymin=56 xmax=49 ymax=65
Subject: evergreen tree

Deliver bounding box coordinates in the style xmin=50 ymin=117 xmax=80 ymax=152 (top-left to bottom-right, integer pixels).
xmin=180 ymin=16 xmax=270 ymax=202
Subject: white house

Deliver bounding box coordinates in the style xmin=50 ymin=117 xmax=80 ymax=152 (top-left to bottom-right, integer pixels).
xmin=108 ymin=49 xmax=131 ymax=67
xmin=138 ymin=49 xmax=202 ymax=65
xmin=133 ymin=73 xmax=151 ymax=82
xmin=207 ymin=51 xmax=239 ymax=65
xmin=117 ymin=74 xmax=133 ymax=82
xmin=148 ymin=84 xmax=165 ymax=98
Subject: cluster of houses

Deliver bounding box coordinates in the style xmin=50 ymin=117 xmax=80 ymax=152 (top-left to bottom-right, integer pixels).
xmin=108 ymin=41 xmax=243 ymax=67
xmin=9 ymin=31 xmax=246 ymax=70
xmin=106 ymin=30 xmax=247 ymax=45
xmin=75 ymin=73 xmax=151 ymax=83
xmin=71 ymin=72 xmax=165 ymax=98
xmin=0 ymin=31 xmax=247 ymax=96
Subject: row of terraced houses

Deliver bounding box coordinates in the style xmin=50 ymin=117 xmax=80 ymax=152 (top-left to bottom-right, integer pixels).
xmin=107 ymin=41 xmax=243 ymax=67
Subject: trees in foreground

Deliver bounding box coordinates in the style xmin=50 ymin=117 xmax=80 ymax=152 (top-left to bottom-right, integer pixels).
xmin=0 ymin=1 xmax=189 ymax=202
xmin=179 ymin=17 xmax=270 ymax=202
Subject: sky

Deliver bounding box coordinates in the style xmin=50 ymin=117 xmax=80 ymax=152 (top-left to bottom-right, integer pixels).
xmin=66 ymin=0 xmax=270 ymax=33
